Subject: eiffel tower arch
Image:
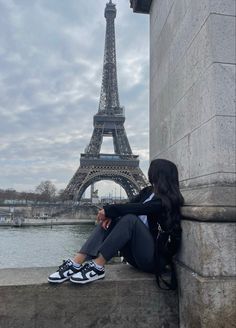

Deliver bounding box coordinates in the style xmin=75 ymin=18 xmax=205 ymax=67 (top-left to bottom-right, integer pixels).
xmin=64 ymin=0 xmax=148 ymax=201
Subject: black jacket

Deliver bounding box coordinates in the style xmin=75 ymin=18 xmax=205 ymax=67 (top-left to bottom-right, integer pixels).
xmin=103 ymin=186 xmax=165 ymax=240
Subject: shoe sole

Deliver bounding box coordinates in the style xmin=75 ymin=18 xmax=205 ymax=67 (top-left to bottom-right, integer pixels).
xmin=48 ymin=276 xmax=71 ymax=284
xmin=70 ymin=273 xmax=105 ymax=284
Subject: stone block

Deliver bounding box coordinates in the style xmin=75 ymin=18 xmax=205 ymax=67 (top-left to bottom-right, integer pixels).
xmin=167 ymin=0 xmax=210 ymax=75
xmin=178 ymin=220 xmax=236 ymax=276
xmin=181 ymin=204 xmax=236 ymax=222
xmin=212 ymin=63 xmax=236 ymax=116
xmin=150 ymin=113 xmax=235 ymax=190
xmin=151 ymin=0 xmax=236 ymax=83
xmin=169 ymin=14 xmax=235 ymax=112
xmin=150 ymin=0 xmax=175 ymax=45
xmin=150 ymin=134 xmax=190 ymax=182
xmin=209 ymin=0 xmax=236 ymax=15
xmin=150 ymin=0 xmax=207 ymax=84
xmin=0 ymin=265 xmax=179 ymax=328
xmin=168 ymin=2 xmax=236 ymax=74
xmin=189 ymin=116 xmax=235 ymax=179
xmin=151 ymin=14 xmax=235 ymax=121
xmin=181 ymin=185 xmax=236 ymax=206
xmin=151 ymin=0 xmax=187 ymax=78
xmin=150 ymin=102 xmax=172 ymax=154
xmin=170 ymin=63 xmax=236 ymax=145
xmin=177 ymin=263 xmax=236 ymax=328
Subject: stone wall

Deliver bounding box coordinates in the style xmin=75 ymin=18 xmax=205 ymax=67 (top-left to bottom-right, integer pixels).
xmin=131 ymin=0 xmax=236 ymax=327
xmin=148 ymin=0 xmax=236 ymax=327
xmin=0 ymin=265 xmax=178 ymax=328
xmin=149 ymin=0 xmax=235 ymax=206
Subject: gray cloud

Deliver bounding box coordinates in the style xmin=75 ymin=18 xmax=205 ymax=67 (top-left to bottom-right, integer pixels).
xmin=0 ymin=0 xmax=149 ymax=194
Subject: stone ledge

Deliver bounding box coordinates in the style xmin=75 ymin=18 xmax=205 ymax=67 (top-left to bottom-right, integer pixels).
xmin=181 ymin=205 xmax=236 ymax=222
xmin=0 ymin=264 xmax=156 ymax=287
xmin=0 ymin=264 xmax=178 ymax=328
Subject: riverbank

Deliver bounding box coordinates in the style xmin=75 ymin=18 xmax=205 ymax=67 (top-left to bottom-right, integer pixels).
xmin=0 ymin=217 xmax=95 ymax=227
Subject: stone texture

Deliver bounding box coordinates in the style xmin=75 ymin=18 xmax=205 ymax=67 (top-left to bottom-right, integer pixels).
xmin=178 ymin=220 xmax=236 ymax=276
xmin=181 ymin=204 xmax=236 ymax=222
xmin=150 ymin=134 xmax=191 ymax=182
xmin=148 ymin=1 xmax=236 ymax=327
xmin=170 ymin=63 xmax=236 ymax=145
xmin=0 ymin=265 xmax=178 ymax=328
xmin=151 ymin=113 xmax=236 ymax=193
xmin=150 ymin=0 xmax=175 ymax=43
xmin=189 ymin=116 xmax=235 ymax=178
xmin=130 ymin=1 xmax=236 ymax=328
xmin=151 ymin=13 xmax=236 ymax=121
xmin=150 ymin=12 xmax=235 ymax=162
xmin=181 ymin=185 xmax=236 ymax=207
xmin=209 ymin=0 xmax=236 ymax=15
xmin=150 ymin=1 xmax=236 ymax=86
xmin=177 ymin=263 xmax=236 ymax=328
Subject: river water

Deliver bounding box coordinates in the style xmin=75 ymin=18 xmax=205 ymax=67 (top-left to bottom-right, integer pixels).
xmin=0 ymin=224 xmax=94 ymax=269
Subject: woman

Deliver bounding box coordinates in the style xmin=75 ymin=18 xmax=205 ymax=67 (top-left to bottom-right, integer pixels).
xmin=48 ymin=159 xmax=184 ymax=285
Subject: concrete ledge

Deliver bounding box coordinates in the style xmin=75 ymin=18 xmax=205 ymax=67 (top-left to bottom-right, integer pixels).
xmin=0 ymin=264 xmax=178 ymax=328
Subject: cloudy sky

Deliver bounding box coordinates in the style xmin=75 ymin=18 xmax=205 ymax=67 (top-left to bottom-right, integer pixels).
xmin=0 ymin=0 xmax=149 ymax=197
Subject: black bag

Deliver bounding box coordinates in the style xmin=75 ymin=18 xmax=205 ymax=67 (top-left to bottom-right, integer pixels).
xmin=154 ymin=222 xmax=182 ymax=290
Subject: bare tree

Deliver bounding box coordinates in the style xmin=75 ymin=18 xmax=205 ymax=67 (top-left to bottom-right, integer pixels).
xmin=35 ymin=181 xmax=57 ymax=202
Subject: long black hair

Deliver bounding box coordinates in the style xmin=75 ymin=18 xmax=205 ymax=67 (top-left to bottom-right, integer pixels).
xmin=148 ymin=158 xmax=184 ymax=228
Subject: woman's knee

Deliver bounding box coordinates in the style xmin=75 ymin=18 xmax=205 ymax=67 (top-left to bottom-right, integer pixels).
xmin=116 ymin=214 xmax=139 ymax=230
xmin=120 ymin=214 xmax=138 ymax=223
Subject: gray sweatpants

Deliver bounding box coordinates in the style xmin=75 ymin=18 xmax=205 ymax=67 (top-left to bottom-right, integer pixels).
xmin=79 ymin=214 xmax=156 ymax=273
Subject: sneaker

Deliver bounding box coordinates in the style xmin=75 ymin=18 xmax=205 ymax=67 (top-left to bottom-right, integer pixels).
xmin=70 ymin=261 xmax=105 ymax=284
xmin=48 ymin=259 xmax=82 ymax=283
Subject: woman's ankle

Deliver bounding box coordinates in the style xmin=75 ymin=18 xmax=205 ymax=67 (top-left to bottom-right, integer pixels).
xmin=93 ymin=254 xmax=106 ymax=267
xmin=73 ymin=253 xmax=86 ymax=264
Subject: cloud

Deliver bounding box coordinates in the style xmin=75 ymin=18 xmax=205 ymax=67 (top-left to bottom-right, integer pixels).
xmin=0 ymin=0 xmax=149 ymax=194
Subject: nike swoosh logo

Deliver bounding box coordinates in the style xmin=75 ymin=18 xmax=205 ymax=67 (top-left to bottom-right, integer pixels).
xmin=89 ymin=272 xmax=97 ymax=278
xmin=66 ymin=270 xmax=73 ymax=277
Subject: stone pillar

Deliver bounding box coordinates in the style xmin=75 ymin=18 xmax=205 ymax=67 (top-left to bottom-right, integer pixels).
xmin=131 ymin=0 xmax=236 ymax=327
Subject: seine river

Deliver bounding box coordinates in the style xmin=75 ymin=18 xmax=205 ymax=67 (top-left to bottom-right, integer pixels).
xmin=0 ymin=224 xmax=94 ymax=269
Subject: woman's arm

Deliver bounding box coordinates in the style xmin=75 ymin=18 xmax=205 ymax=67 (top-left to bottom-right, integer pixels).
xmin=130 ymin=186 xmax=153 ymax=203
xmin=103 ymin=199 xmax=162 ymax=219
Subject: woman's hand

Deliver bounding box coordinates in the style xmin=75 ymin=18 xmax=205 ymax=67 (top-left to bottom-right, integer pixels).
xmin=97 ymin=209 xmax=106 ymax=223
xmin=97 ymin=209 xmax=111 ymax=230
xmin=101 ymin=218 xmax=112 ymax=230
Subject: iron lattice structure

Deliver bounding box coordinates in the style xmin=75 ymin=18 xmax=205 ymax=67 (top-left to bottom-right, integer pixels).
xmin=64 ymin=0 xmax=148 ymax=201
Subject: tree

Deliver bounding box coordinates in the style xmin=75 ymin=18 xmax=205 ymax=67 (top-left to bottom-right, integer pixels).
xmin=35 ymin=180 xmax=57 ymax=202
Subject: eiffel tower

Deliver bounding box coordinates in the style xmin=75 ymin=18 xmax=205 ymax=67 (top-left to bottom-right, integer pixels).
xmin=64 ymin=0 xmax=148 ymax=201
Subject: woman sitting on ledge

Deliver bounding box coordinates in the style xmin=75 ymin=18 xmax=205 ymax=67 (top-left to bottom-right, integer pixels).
xmin=48 ymin=159 xmax=184 ymax=285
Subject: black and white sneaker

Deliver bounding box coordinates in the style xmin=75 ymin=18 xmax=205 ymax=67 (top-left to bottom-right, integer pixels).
xmin=70 ymin=261 xmax=105 ymax=284
xmin=48 ymin=259 xmax=82 ymax=284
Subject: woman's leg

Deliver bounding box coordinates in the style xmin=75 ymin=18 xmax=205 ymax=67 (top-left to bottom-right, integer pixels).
xmin=75 ymin=223 xmax=111 ymax=261
xmin=98 ymin=214 xmax=155 ymax=273
xmin=48 ymin=224 xmax=109 ymax=283
xmin=69 ymin=215 xmax=155 ymax=284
